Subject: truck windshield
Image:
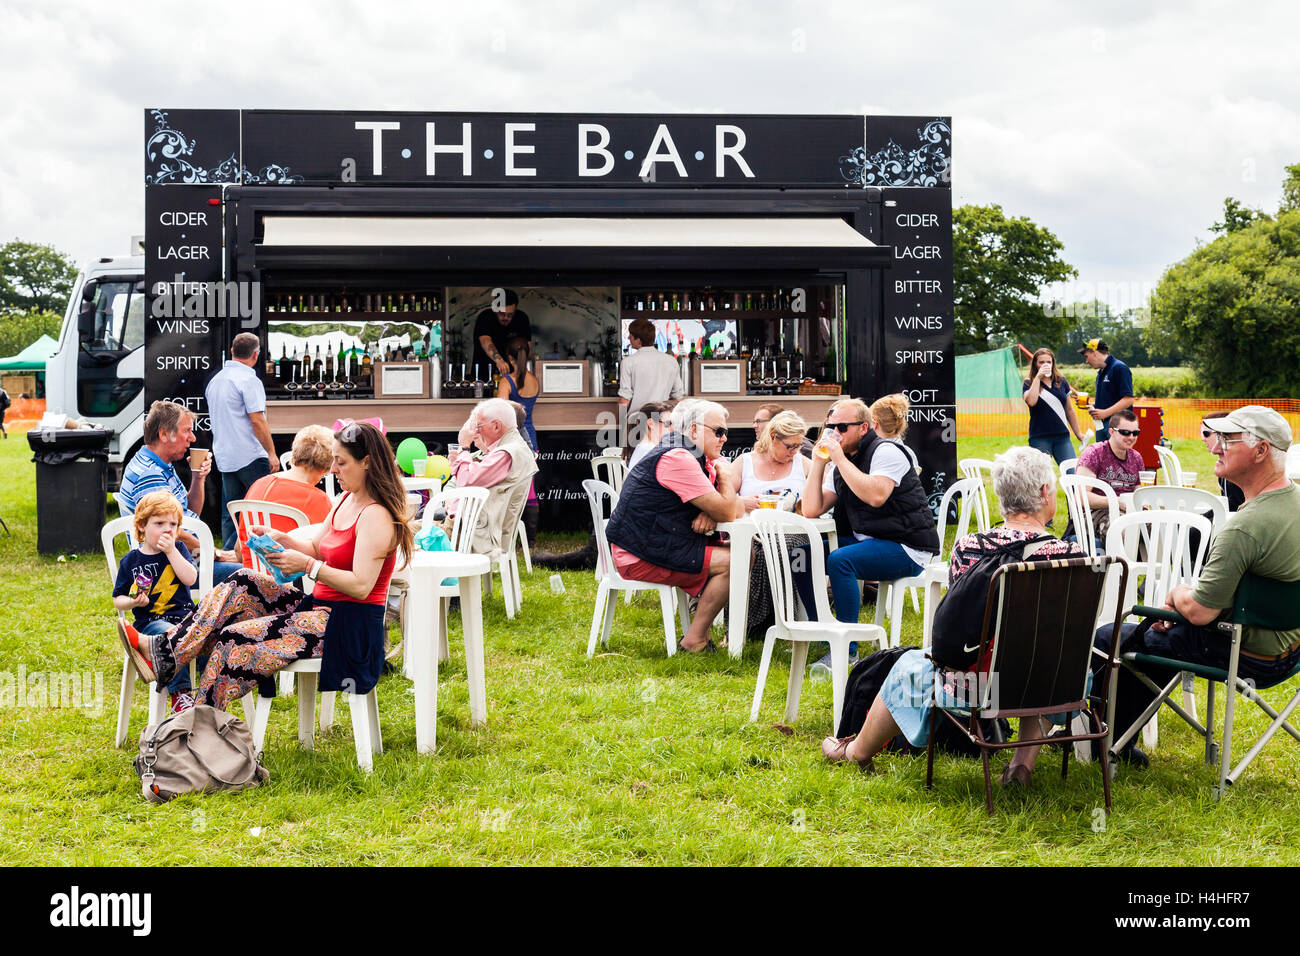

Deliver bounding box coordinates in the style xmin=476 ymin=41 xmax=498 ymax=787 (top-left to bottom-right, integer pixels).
xmin=82 ymin=281 xmax=144 ymax=353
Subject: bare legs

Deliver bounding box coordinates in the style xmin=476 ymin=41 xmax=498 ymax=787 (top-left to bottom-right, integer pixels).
xmin=680 ymin=546 xmax=730 ymax=651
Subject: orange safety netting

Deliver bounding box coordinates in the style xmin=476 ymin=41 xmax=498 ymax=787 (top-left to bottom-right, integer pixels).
xmin=3 ymin=397 xmax=46 ymax=433
xmin=956 ymin=397 xmax=1300 ymax=440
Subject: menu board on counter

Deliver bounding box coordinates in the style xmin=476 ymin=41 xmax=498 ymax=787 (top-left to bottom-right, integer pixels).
xmin=143 ymin=184 xmax=228 ymax=435
xmin=881 ymin=186 xmax=956 ymax=511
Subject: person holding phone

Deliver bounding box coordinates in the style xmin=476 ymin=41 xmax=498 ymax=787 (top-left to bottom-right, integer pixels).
xmin=1022 ymin=347 xmax=1084 ymax=467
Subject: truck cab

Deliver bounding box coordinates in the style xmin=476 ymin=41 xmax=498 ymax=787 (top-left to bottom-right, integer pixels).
xmin=46 ymin=255 xmax=146 ymax=488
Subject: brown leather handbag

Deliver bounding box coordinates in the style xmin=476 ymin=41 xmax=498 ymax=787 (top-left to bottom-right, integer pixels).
xmin=134 ymin=704 xmax=269 ymax=803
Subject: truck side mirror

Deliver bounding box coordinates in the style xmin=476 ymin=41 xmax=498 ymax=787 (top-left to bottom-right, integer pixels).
xmin=78 ymin=299 xmax=98 ymax=339
xmin=81 ymin=278 xmax=99 ymax=303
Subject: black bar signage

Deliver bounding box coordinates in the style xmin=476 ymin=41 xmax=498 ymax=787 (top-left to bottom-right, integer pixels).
xmin=143 ymin=184 xmax=228 ymax=433
xmin=880 ymin=186 xmax=956 ymax=513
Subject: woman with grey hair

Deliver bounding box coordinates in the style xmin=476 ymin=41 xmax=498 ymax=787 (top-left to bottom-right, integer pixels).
xmin=821 ymin=446 xmax=1082 ymax=786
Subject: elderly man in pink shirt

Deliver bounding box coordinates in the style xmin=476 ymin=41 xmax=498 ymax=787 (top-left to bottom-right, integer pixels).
xmin=447 ymin=398 xmax=539 ymax=554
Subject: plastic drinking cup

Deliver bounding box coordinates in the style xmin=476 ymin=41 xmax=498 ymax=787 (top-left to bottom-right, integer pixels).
xmin=412 ymin=458 xmax=427 ymax=477
xmin=758 ymin=494 xmax=781 ymax=509
xmin=1139 ymin=470 xmax=1155 ymax=487
xmin=1181 ymin=471 xmax=1198 ymax=487
xmin=549 ymin=574 xmax=566 ymax=595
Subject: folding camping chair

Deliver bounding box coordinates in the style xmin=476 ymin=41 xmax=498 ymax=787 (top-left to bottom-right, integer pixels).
xmin=1113 ymin=574 xmax=1300 ymax=798
xmin=925 ymin=554 xmax=1130 ymax=815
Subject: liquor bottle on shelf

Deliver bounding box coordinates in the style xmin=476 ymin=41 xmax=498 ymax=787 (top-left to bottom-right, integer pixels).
xmin=701 ymin=337 xmax=713 ymax=360
xmin=430 ymin=348 xmax=442 ymax=399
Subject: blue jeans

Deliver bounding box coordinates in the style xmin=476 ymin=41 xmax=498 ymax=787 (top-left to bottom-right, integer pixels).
xmin=220 ymin=457 xmax=271 ymax=550
xmin=213 ymin=561 xmax=242 ymax=585
xmin=1029 ymin=433 xmax=1075 ymax=469
xmin=140 ymin=619 xmax=207 ymax=696
xmin=826 ymin=538 xmax=925 ymax=624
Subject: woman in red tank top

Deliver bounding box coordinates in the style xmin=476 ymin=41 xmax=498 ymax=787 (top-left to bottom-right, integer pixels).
xmin=121 ymin=422 xmax=413 ymax=712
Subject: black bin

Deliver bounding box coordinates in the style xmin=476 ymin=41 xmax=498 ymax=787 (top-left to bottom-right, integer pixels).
xmin=27 ymin=428 xmax=114 ymax=555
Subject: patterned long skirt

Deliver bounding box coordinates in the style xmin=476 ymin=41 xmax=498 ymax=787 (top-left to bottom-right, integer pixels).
xmin=158 ymin=568 xmax=330 ymax=711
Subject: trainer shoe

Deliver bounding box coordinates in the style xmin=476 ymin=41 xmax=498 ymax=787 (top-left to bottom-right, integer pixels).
xmin=116 ymin=618 xmax=156 ymax=683
xmin=169 ymin=692 xmax=195 ymax=714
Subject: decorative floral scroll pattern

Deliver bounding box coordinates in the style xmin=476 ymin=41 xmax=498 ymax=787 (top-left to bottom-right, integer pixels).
xmin=838 ymin=119 xmax=951 ymax=188
xmin=146 ymin=110 xmax=304 ymax=185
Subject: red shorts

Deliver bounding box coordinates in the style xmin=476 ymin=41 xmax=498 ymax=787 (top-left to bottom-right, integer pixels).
xmin=611 ymin=544 xmax=715 ymax=597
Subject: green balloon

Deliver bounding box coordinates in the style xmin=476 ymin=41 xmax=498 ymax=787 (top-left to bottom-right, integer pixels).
xmin=395 ymin=437 xmax=428 ymax=476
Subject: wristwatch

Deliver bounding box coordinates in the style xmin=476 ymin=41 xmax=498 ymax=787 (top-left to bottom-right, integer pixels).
xmin=307 ymin=560 xmax=324 ymax=582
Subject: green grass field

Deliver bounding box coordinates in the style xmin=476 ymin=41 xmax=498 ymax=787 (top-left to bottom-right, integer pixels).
xmin=2 ymin=431 xmax=1299 ymax=865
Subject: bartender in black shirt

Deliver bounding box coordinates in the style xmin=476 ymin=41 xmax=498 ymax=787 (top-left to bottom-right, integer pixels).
xmin=473 ymin=288 xmax=531 ymax=376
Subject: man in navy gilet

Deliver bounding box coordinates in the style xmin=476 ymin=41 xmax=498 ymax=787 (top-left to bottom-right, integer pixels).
xmin=802 ymin=398 xmax=940 ymax=672
xmin=605 ymin=399 xmax=739 ymax=653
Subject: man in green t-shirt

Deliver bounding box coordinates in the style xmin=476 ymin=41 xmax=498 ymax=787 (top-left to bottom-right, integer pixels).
xmin=1094 ymin=405 xmax=1300 ymax=767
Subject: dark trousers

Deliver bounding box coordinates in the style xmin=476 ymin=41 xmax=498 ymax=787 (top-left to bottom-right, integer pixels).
xmin=1092 ymin=620 xmax=1300 ymax=742
xmin=220 ymin=457 xmax=271 ymax=550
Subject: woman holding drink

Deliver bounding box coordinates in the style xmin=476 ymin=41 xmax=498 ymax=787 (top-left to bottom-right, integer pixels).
xmin=1022 ymin=347 xmax=1085 ymax=467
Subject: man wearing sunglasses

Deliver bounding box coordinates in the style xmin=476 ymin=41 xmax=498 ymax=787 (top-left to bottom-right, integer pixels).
xmin=1093 ymin=405 xmax=1300 ymax=768
xmin=1075 ymin=407 xmax=1144 ymax=541
xmin=801 ymin=398 xmax=939 ymax=671
xmin=605 ymin=399 xmax=738 ymax=653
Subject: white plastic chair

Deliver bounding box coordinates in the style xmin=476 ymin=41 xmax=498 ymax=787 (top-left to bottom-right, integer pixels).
xmin=103 ymin=514 xmax=213 ymax=748
xmin=583 ymin=479 xmax=691 ymax=657
xmin=514 ymin=519 xmax=532 ymax=574
xmin=958 ymin=458 xmax=994 ymax=531
xmin=871 ymin=480 xmax=975 ymax=649
xmin=1102 ymin=509 xmax=1213 ymax=752
xmin=591 ymin=449 xmax=628 ymax=494
xmin=1287 ymin=445 xmax=1300 ymax=481
xmin=394 ymin=486 xmax=490 ymax=664
xmin=749 ymin=510 xmax=887 ymax=731
xmin=246 ymin=587 xmax=390 ymax=773
xmin=1060 ymin=474 xmax=1121 ymax=557
xmin=1154 ymin=445 xmax=1184 ymax=487
xmin=1132 ymin=485 xmax=1228 ymax=531
xmin=1059 ymin=458 xmax=1077 ymax=478
xmin=917 ymin=477 xmax=980 ymax=650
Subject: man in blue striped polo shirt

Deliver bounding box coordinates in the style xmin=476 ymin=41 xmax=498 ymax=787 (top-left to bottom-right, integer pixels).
xmin=119 ymin=400 xmax=240 ymax=583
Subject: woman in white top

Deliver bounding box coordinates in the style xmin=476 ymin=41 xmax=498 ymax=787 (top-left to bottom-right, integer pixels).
xmin=735 ymin=410 xmax=812 ymax=514
xmin=735 ymin=410 xmax=817 ymax=638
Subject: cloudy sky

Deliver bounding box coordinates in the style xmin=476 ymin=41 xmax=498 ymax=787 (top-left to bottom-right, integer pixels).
xmin=2 ymin=0 xmax=1297 ymax=312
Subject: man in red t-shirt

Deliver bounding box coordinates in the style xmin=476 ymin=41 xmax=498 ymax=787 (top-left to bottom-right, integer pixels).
xmin=238 ymin=425 xmax=335 ymax=567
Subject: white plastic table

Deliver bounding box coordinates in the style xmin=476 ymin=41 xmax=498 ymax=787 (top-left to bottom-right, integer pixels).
xmin=716 ymin=514 xmax=838 ymax=658
xmin=406 ymin=550 xmax=491 ymax=753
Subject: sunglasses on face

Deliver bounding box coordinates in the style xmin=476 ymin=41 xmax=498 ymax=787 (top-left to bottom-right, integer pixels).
xmin=1201 ymin=429 xmax=1213 ymax=440
xmin=824 ymin=421 xmax=865 ymax=433
xmin=1114 ymin=428 xmax=1141 ymax=438
xmin=698 ymin=423 xmax=728 ymax=440
xmin=779 ymin=439 xmax=802 ymax=452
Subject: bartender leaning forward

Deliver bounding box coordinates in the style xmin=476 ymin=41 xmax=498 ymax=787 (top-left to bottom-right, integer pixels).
xmin=474 ymin=288 xmax=532 ymax=375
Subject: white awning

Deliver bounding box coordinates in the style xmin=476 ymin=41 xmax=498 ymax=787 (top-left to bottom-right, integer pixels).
xmin=260 ymin=215 xmax=879 ymax=250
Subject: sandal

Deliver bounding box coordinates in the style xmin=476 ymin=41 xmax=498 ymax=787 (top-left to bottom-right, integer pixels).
xmin=999 ymin=763 xmax=1032 ymax=788
xmin=677 ymin=638 xmax=717 ymax=654
xmin=821 ymin=734 xmax=874 ymax=771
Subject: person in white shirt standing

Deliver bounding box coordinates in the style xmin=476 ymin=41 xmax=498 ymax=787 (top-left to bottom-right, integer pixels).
xmin=618 ymin=317 xmax=683 ymax=448
xmin=205 ymin=332 xmax=279 ymax=550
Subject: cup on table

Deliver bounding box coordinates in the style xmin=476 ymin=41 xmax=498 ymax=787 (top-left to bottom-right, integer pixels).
xmin=412 ymin=457 xmax=427 ymax=477
xmin=188 ymin=447 xmax=209 ymax=471
xmin=1139 ymin=470 xmax=1156 ymax=487
xmin=1181 ymin=471 xmax=1198 ymax=488
xmin=758 ymin=494 xmax=782 ymax=509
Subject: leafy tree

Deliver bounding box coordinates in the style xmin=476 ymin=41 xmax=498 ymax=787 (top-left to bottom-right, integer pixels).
xmin=1058 ymin=301 xmax=1186 ymax=366
xmin=1146 ymin=209 xmax=1300 ymax=396
xmin=1281 ymin=163 xmax=1300 ymax=214
xmin=1209 ymin=197 xmax=1270 ymax=236
xmin=0 ymin=240 xmax=78 ymax=313
xmin=0 ymin=310 xmax=62 ymax=358
xmin=952 ymin=204 xmax=1077 ymax=355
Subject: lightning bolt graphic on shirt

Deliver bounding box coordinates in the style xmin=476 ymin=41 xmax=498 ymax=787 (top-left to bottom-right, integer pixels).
xmin=150 ymin=566 xmax=180 ymax=617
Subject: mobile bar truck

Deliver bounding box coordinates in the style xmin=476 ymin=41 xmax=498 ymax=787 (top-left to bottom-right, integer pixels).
xmin=142 ymin=108 xmax=955 ymax=527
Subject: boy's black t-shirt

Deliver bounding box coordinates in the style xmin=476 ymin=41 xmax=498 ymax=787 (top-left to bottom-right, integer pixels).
xmin=112 ymin=544 xmax=198 ymax=629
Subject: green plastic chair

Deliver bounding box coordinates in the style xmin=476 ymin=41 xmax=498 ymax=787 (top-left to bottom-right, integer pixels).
xmin=1110 ymin=573 xmax=1300 ymax=798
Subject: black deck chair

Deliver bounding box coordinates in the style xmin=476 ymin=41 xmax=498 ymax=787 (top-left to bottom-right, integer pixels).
xmin=925 ymin=555 xmax=1130 ymax=815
